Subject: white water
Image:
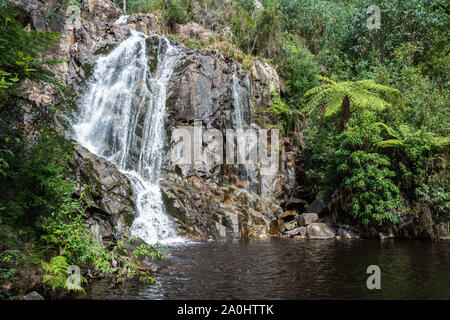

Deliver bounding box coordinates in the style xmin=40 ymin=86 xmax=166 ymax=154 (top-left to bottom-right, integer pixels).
xmin=73 ymin=30 xmax=182 ymax=244
xmin=232 ymin=64 xmax=258 ymax=191
xmin=114 ymin=15 xmax=130 ymax=25
xmin=232 ymin=64 xmax=249 ymax=131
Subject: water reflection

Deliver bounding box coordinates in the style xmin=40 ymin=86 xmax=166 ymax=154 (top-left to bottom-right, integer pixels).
xmin=81 ymin=239 xmax=450 ymax=300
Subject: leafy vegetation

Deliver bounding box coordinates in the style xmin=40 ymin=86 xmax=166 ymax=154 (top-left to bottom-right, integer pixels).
xmin=0 ymin=0 xmax=166 ymax=299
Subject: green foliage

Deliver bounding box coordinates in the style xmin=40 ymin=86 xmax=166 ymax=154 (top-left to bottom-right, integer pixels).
xmin=267 ymin=92 xmax=301 ymax=134
xmin=42 ymin=256 xmax=87 ymax=293
xmin=276 ymin=38 xmax=319 ymax=107
xmin=342 ymin=0 xmax=448 ymax=64
xmin=230 ymin=4 xmax=283 ymax=57
xmin=0 ymin=249 xmax=25 ymax=299
xmin=305 ymin=76 xmax=401 ymax=127
xmin=163 ymin=0 xmax=197 ymax=29
xmin=306 ymin=112 xmax=402 ymax=225
xmin=0 ymin=1 xmax=64 ymax=105
xmin=3 ymin=130 xmax=79 ymax=229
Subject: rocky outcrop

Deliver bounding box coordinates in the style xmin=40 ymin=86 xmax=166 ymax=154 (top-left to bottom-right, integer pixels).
xmin=161 ymin=173 xmax=280 ymax=239
xmin=71 ymin=143 xmax=135 ymax=241
xmin=306 ymin=223 xmax=336 ymax=240
xmin=166 ymin=49 xmax=251 ymax=127
xmin=269 ymin=206 xmax=361 ymax=240
xmin=250 ymin=60 xmax=281 ymax=113
xmin=297 ymin=212 xmax=319 ymax=226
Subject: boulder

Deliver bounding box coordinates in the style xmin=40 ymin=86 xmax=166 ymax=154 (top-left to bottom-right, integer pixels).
xmin=269 ymin=219 xmax=285 ymax=236
xmin=286 ymin=226 xmax=306 ymax=237
xmin=306 ymin=198 xmax=329 ymax=215
xmin=23 ymin=291 xmax=44 ymax=300
xmin=306 ymin=223 xmax=336 ymax=239
xmin=297 ymin=212 xmax=319 ymax=226
xmin=250 ymin=60 xmax=280 ymax=112
xmin=284 ymin=219 xmax=298 ymax=231
xmin=71 ymin=143 xmax=135 ymax=241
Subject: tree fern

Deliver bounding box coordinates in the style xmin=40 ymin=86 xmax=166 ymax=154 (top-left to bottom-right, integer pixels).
xmin=304 ymin=76 xmax=401 ymax=128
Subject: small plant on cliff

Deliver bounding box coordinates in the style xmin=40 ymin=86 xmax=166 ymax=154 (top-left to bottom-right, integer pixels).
xmin=267 ymin=92 xmax=301 ymax=134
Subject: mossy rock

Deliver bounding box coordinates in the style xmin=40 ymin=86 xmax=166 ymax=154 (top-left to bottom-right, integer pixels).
xmin=145 ymin=36 xmax=159 ymax=72
xmin=94 ymin=43 xmax=117 ymax=56
xmin=122 ymin=210 xmax=135 ymax=228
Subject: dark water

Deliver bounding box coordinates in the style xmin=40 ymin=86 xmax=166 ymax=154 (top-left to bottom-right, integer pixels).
xmin=82 ymin=239 xmax=450 ymax=300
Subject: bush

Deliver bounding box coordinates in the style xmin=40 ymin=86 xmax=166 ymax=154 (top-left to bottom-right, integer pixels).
xmin=276 ymin=38 xmax=320 ymax=106
xmin=306 ymin=112 xmax=402 ymax=225
xmin=163 ymin=0 xmax=196 ymax=29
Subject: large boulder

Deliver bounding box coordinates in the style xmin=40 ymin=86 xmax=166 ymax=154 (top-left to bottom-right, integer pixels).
xmin=286 ymin=226 xmax=306 ymax=237
xmin=297 ymin=212 xmax=319 ymax=226
xmin=306 ymin=223 xmax=336 ymax=239
xmin=23 ymin=291 xmax=44 ymax=300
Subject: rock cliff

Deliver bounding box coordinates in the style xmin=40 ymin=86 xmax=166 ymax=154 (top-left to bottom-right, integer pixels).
xmin=10 ymin=0 xmax=301 ymax=241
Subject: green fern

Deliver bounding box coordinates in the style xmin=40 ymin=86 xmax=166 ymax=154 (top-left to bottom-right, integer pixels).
xmin=377 ymin=123 xmax=450 ymax=153
xmin=304 ymin=76 xmax=401 ymax=128
xmin=42 ymin=256 xmax=87 ymax=294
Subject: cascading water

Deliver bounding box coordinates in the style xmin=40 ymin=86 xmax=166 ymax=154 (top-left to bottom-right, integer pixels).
xmin=232 ymin=64 xmax=250 ymax=131
xmin=232 ymin=64 xmax=258 ymax=191
xmin=114 ymin=15 xmax=130 ymax=25
xmin=73 ymin=30 xmax=182 ymax=244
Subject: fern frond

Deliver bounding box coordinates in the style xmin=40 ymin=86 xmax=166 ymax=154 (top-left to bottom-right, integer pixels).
xmin=377 ymin=139 xmax=403 ymax=148
xmin=316 ymin=75 xmax=337 ymax=85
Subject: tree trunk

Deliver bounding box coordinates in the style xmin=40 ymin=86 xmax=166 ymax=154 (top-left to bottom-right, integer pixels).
xmin=123 ymin=0 xmax=126 ymax=14
xmin=341 ymin=95 xmax=350 ymax=128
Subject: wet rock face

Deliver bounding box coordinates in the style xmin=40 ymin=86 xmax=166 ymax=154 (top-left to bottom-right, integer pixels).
xmin=161 ymin=173 xmax=280 ymax=239
xmin=167 ymin=50 xmax=251 ymax=127
xmin=71 ymin=143 xmax=135 ymax=241
xmin=161 ymin=46 xmax=297 ymax=239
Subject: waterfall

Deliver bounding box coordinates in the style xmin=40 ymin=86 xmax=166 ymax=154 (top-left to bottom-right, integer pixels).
xmin=232 ymin=64 xmax=249 ymax=131
xmin=73 ymin=30 xmax=182 ymax=244
xmin=114 ymin=15 xmax=130 ymax=25
xmin=232 ymin=64 xmax=258 ymax=191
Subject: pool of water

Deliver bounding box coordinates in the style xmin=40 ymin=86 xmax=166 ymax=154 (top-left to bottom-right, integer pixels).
xmin=82 ymin=239 xmax=450 ymax=299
